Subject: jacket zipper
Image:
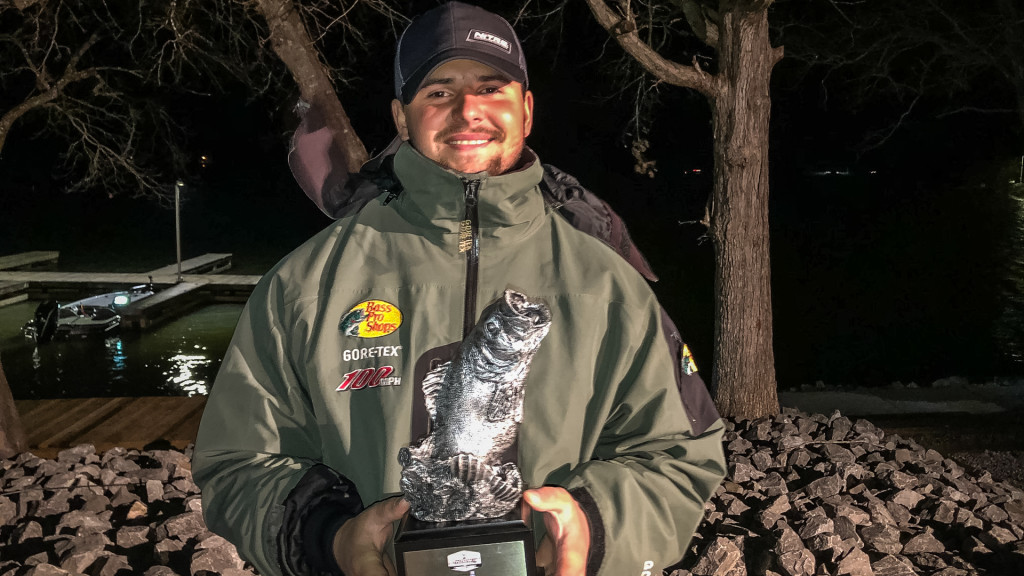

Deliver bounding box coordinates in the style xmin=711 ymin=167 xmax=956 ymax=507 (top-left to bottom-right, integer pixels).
xmin=459 ymin=178 xmax=481 ymax=339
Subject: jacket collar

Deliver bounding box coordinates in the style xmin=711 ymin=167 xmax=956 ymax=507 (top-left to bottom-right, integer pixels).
xmin=390 ymin=142 xmax=546 ymax=247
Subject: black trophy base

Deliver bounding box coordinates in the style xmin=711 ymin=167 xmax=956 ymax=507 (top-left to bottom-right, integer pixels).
xmin=394 ymin=501 xmax=536 ymax=576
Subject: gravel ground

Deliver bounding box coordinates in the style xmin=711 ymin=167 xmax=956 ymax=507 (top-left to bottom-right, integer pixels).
xmin=865 ymin=409 xmax=1024 ymax=491
xmin=950 ymin=450 xmax=1024 ymax=492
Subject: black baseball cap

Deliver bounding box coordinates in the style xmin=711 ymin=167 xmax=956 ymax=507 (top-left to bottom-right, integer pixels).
xmin=394 ymin=2 xmax=528 ymax=104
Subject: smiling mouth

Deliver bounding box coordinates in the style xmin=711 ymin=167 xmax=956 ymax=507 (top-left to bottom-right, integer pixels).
xmin=446 ymin=136 xmax=497 ymax=145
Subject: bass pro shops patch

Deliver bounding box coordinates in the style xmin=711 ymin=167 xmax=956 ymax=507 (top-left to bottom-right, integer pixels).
xmin=339 ymin=300 xmax=402 ymax=338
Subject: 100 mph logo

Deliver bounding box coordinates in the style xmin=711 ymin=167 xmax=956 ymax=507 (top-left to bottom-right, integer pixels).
xmin=336 ymin=366 xmax=401 ymax=391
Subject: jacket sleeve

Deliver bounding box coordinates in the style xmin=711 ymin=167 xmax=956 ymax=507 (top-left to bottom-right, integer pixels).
xmin=192 ymin=281 xmax=341 ymax=576
xmin=287 ymin=99 xmax=352 ymax=218
xmin=554 ymin=298 xmax=727 ymax=576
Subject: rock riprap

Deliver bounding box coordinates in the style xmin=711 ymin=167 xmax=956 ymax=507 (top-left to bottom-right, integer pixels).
xmin=674 ymin=409 xmax=1024 ymax=576
xmin=2 ymin=409 xmax=1023 ymax=575
xmin=1 ymin=444 xmax=252 ymax=576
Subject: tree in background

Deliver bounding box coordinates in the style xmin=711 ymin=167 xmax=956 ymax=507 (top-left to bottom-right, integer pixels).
xmin=249 ymin=0 xmax=405 ymax=173
xmin=778 ymin=0 xmax=1024 ymax=149
xmin=0 ymin=0 xmax=400 ymax=199
xmin=0 ymin=0 xmax=253 ymax=200
xmin=581 ymin=0 xmax=783 ymax=419
xmin=996 ymin=174 xmax=1024 ymax=372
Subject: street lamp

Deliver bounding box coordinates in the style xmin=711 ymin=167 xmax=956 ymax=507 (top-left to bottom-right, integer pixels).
xmin=175 ymin=180 xmax=184 ymax=283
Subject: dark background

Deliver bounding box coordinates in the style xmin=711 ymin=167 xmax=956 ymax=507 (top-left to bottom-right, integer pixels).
xmin=2 ymin=1 xmax=1022 ymax=390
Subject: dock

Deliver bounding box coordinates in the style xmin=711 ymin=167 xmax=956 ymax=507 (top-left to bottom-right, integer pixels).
xmin=0 ymin=251 xmax=262 ymax=330
xmin=0 ymin=251 xmax=59 ymax=271
xmin=0 ymin=271 xmax=260 ymax=302
xmin=0 ymin=281 xmax=29 ymax=307
xmin=13 ymin=396 xmax=208 ymax=459
xmin=145 ymin=253 xmax=233 ymax=276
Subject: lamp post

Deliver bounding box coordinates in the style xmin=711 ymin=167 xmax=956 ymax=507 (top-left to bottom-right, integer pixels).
xmin=175 ymin=180 xmax=184 ymax=283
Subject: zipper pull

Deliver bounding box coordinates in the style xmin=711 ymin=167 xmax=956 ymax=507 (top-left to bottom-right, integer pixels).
xmin=464 ymin=179 xmax=480 ymax=207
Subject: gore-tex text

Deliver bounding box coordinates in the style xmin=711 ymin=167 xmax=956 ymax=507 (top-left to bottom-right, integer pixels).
xmin=342 ymin=346 xmax=402 ymax=361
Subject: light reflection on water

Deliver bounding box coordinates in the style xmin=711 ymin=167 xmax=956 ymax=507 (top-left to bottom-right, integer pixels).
xmin=165 ymin=351 xmax=213 ymax=396
xmin=0 ymin=301 xmax=241 ymax=399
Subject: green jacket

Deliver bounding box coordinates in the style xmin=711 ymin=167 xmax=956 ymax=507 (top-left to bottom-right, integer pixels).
xmin=193 ymin=143 xmax=726 ymax=576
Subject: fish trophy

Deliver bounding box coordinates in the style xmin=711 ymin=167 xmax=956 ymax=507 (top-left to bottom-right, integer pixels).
xmin=394 ymin=289 xmax=550 ymax=576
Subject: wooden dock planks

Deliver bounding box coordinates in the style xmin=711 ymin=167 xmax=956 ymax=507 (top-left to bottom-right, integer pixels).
xmin=0 ymin=271 xmax=261 ymax=301
xmin=0 ymin=281 xmax=29 ymax=306
xmin=13 ymin=396 xmax=208 ymax=458
xmin=0 ymin=251 xmax=59 ymax=271
xmin=146 ymin=253 xmax=233 ymax=276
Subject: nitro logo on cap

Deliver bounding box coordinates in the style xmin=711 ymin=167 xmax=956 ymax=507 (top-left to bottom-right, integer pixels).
xmin=467 ymin=29 xmax=511 ymax=53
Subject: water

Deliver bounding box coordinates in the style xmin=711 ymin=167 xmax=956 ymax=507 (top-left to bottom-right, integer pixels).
xmin=0 ymin=163 xmax=330 ymax=399
xmin=0 ymin=300 xmax=241 ymax=398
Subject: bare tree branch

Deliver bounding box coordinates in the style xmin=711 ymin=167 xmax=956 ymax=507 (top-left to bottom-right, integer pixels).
xmin=582 ymin=0 xmax=719 ymax=98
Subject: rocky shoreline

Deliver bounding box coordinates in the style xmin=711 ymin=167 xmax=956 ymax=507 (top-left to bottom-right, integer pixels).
xmin=2 ymin=410 xmax=1022 ymax=576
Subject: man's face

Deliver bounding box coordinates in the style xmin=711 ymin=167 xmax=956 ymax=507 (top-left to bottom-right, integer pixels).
xmin=392 ymin=59 xmax=533 ymax=175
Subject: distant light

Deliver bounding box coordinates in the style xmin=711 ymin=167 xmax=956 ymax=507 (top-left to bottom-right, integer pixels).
xmin=870 ymin=171 xmax=878 ymax=175
xmin=113 ymin=295 xmax=130 ymax=306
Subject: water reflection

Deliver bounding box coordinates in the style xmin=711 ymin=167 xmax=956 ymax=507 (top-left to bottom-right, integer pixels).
xmin=164 ymin=352 xmax=212 ymax=396
xmin=105 ymin=337 xmax=127 ymax=377
xmin=0 ymin=301 xmax=241 ymax=399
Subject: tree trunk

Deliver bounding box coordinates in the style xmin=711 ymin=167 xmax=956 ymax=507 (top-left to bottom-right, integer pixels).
xmin=253 ymin=0 xmax=368 ymax=172
xmin=707 ymin=3 xmax=779 ymax=419
xmin=0 ymin=355 xmax=28 ymax=458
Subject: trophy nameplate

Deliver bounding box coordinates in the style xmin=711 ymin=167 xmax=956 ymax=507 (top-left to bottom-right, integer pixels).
xmin=394 ymin=501 xmax=536 ymax=576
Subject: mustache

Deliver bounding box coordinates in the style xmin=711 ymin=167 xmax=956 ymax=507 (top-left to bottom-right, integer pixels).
xmin=435 ymin=125 xmax=505 ymax=143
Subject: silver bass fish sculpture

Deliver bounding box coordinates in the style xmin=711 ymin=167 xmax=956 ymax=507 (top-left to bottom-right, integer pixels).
xmin=399 ymin=289 xmax=551 ymax=521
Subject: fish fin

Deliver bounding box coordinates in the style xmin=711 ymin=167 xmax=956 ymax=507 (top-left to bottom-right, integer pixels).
xmin=488 ymin=464 xmax=523 ymax=502
xmin=450 ymin=453 xmax=493 ymax=485
xmin=421 ymin=361 xmax=449 ymax=422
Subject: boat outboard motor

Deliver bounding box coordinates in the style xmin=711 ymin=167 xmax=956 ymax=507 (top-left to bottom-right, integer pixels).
xmin=33 ymin=300 xmax=59 ymax=344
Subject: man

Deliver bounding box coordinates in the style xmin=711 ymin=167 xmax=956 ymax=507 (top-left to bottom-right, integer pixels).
xmin=193 ymin=3 xmax=727 ymax=576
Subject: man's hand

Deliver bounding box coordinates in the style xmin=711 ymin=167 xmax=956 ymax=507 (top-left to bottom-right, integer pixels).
xmin=332 ymin=496 xmax=410 ymax=576
xmin=523 ymin=487 xmax=591 ymax=576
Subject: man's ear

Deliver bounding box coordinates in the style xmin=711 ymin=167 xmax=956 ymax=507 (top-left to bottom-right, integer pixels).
xmin=522 ymin=90 xmax=534 ymax=138
xmin=391 ymin=99 xmax=410 ymax=141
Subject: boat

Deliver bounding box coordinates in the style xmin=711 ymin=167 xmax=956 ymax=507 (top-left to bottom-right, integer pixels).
xmin=22 ymin=283 xmax=156 ymax=343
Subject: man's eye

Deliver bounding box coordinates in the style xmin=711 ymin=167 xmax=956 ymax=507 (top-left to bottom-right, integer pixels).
xmin=426 ymin=90 xmax=449 ymax=98
xmin=480 ymin=86 xmax=500 ymax=95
